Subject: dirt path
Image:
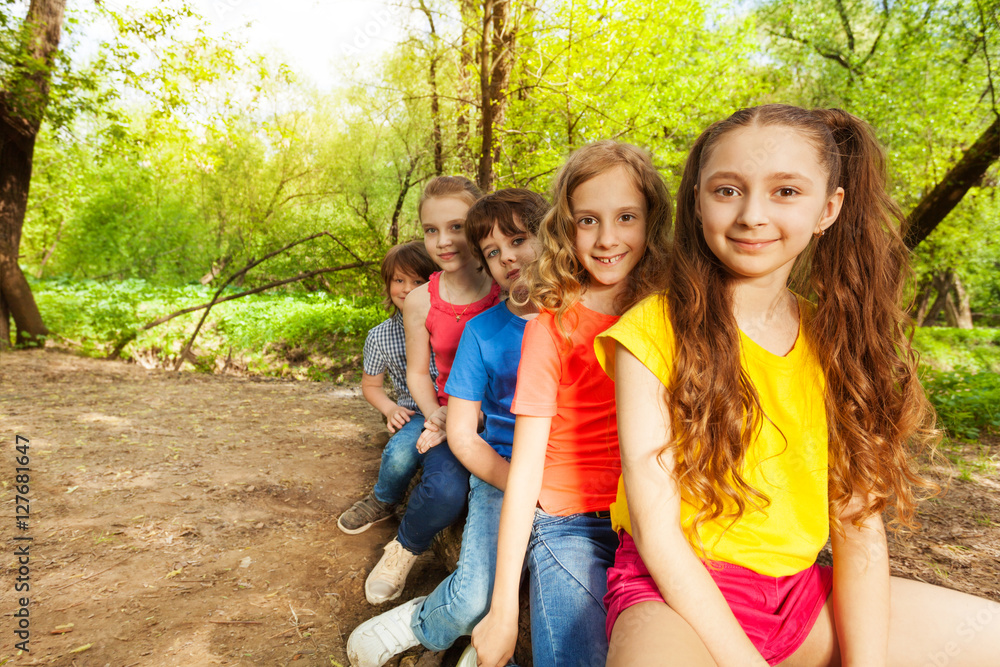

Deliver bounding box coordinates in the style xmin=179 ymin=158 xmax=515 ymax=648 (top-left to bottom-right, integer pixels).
xmin=1 ymin=350 xmax=451 ymax=667
xmin=1 ymin=349 xmax=999 ymax=666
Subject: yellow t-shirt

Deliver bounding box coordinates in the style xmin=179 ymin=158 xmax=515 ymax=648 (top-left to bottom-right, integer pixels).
xmin=595 ymin=294 xmax=829 ymax=577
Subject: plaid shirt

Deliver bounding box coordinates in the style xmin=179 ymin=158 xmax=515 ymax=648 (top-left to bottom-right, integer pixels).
xmin=362 ymin=311 xmax=437 ymax=413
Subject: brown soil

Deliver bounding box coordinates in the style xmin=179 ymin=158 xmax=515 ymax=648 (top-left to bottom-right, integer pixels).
xmin=1 ymin=349 xmax=999 ymax=667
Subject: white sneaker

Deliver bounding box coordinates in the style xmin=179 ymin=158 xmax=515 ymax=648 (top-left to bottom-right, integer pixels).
xmin=365 ymin=537 xmax=419 ymax=605
xmin=347 ymin=596 xmax=425 ymax=667
xmin=456 ymin=645 xmax=478 ymax=667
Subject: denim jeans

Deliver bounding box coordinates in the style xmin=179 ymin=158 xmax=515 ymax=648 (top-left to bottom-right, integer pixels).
xmin=372 ymin=416 xmax=425 ymax=506
xmin=527 ymin=509 xmax=618 ymax=667
xmin=411 ymin=474 xmax=503 ymax=650
xmin=396 ymin=441 xmax=470 ymax=554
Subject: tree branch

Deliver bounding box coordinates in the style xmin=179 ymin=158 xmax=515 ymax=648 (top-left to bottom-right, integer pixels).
xmin=833 ymin=0 xmax=856 ymax=52
xmin=905 ymin=115 xmax=1000 ymax=248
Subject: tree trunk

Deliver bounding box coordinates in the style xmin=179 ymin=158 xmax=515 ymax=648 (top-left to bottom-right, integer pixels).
xmin=456 ymin=0 xmax=477 ymax=177
xmin=418 ymin=1 xmax=444 ymax=176
xmin=34 ymin=215 xmax=65 ymax=278
xmin=913 ymin=280 xmax=934 ymax=325
xmin=389 ymin=157 xmax=419 ymax=245
xmin=476 ymin=0 xmax=514 ymax=192
xmin=488 ymin=0 xmax=514 ymax=185
xmin=0 ymin=0 xmax=66 ymax=346
xmin=429 ymin=56 xmax=444 ymax=177
xmin=477 ymin=0 xmax=496 ymax=191
xmin=945 ymin=271 xmax=974 ymax=329
xmin=905 ymin=115 xmax=1000 ymax=249
xmin=920 ymin=271 xmax=951 ymax=326
xmin=0 ymin=289 xmax=10 ymax=351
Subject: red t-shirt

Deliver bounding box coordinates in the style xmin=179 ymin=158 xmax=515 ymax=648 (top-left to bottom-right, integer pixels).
xmin=511 ymin=301 xmax=621 ymax=515
xmin=426 ymin=271 xmax=500 ymax=405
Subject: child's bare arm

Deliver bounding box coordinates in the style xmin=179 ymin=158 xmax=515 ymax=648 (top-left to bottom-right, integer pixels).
xmin=472 ymin=414 xmax=550 ymax=667
xmin=402 ymin=285 xmax=444 ymax=427
xmin=616 ymin=345 xmax=768 ymax=666
xmin=360 ymin=371 xmax=415 ymax=434
xmin=446 ymin=397 xmax=510 ymax=490
xmin=831 ymin=497 xmax=890 ymax=667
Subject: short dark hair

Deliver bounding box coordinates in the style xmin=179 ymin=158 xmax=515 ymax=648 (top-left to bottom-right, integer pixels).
xmin=380 ymin=240 xmax=437 ymax=312
xmin=464 ymin=188 xmax=549 ymax=265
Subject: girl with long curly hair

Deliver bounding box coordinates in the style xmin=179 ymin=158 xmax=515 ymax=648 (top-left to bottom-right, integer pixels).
xmin=597 ymin=105 xmax=1000 ymax=666
xmin=471 ymin=140 xmax=672 ymax=666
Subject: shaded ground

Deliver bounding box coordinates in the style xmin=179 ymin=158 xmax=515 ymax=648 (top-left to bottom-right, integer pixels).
xmin=1 ymin=349 xmax=999 ymax=666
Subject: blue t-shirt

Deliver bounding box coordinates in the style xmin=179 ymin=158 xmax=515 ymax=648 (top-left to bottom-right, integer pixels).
xmin=445 ymin=301 xmax=527 ymax=458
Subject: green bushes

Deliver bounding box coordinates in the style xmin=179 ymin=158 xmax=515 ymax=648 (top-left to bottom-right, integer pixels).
xmin=910 ymin=328 xmax=1000 ymax=441
xmin=31 ymin=278 xmax=385 ymax=381
xmin=913 ymin=327 xmax=1000 ymax=373
xmin=922 ymin=369 xmax=1000 ymax=442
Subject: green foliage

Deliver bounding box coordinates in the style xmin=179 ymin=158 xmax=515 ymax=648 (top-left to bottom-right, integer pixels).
xmin=911 ymin=186 xmax=1000 ymax=316
xmin=756 ymin=0 xmax=1000 ymax=310
xmin=922 ymin=369 xmax=1000 ymax=442
xmin=915 ymin=327 xmax=1000 ymax=441
xmin=14 ymin=0 xmax=1000 ymax=349
xmin=31 ymin=278 xmax=386 ymax=381
xmin=211 ymin=292 xmax=385 ymax=350
xmin=33 ymin=278 xmax=192 ymax=355
xmin=913 ymin=327 xmax=1000 ymax=373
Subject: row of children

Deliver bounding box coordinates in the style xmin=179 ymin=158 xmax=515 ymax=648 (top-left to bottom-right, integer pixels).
xmin=340 ymin=104 xmax=999 ymax=666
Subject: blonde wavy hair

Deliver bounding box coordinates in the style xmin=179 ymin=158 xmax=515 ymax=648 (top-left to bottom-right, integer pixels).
xmin=516 ymin=140 xmax=672 ymax=331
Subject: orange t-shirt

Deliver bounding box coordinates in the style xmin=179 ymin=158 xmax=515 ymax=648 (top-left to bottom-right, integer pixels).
xmin=511 ymin=302 xmax=621 ymax=516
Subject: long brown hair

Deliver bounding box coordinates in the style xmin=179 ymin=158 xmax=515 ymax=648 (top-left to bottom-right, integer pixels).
xmin=520 ymin=140 xmax=672 ymax=331
xmin=666 ymin=105 xmax=937 ymax=541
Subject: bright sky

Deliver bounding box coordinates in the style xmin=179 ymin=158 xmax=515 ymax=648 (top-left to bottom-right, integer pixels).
xmin=99 ymin=0 xmax=408 ymax=89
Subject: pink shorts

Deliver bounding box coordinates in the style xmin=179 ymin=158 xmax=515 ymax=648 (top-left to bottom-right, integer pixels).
xmin=604 ymin=531 xmax=832 ymax=665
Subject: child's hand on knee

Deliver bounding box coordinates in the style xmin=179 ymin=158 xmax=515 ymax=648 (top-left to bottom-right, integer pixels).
xmin=416 ymin=424 xmax=446 ymax=453
xmin=471 ymin=610 xmax=516 ymax=667
xmin=386 ymin=405 xmax=415 ymax=433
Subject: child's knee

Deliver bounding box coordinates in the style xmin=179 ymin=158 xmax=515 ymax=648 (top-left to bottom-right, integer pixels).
xmin=420 ymin=471 xmax=468 ymax=507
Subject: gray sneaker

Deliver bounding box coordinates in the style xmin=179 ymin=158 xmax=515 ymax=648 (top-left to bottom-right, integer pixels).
xmin=338 ymin=493 xmax=396 ymax=535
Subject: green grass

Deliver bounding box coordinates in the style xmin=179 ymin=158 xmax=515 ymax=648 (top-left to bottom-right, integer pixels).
xmin=913 ymin=328 xmax=1000 ymax=442
xmin=913 ymin=327 xmax=1000 ymax=441
xmin=30 ymin=277 xmax=387 ymax=382
xmin=913 ymin=327 xmax=1000 ymax=373
xmin=921 ymin=367 xmax=1000 ymax=442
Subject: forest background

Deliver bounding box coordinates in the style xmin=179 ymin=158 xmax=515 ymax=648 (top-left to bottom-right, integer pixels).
xmin=1 ymin=0 xmax=999 ymax=438
xmin=0 ymin=2 xmax=998 ymax=664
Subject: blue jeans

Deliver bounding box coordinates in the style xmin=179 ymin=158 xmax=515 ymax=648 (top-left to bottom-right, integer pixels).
xmin=396 ymin=441 xmax=470 ymax=554
xmin=411 ymin=474 xmax=504 ymax=650
xmin=372 ymin=416 xmax=426 ymax=505
xmin=527 ymin=510 xmax=618 ymax=667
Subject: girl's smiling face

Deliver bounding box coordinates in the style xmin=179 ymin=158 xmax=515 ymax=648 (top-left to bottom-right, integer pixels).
xmin=571 ymin=166 xmax=647 ymax=298
xmin=421 ymin=196 xmax=475 ymax=270
xmin=696 ymin=124 xmax=843 ymax=286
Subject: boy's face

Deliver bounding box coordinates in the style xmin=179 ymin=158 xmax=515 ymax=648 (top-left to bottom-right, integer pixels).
xmin=389 ymin=270 xmax=427 ymax=311
xmin=479 ymin=217 xmax=537 ymax=290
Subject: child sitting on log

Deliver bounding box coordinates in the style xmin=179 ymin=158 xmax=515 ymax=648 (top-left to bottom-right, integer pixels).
xmin=347 ymin=188 xmax=548 ymax=667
